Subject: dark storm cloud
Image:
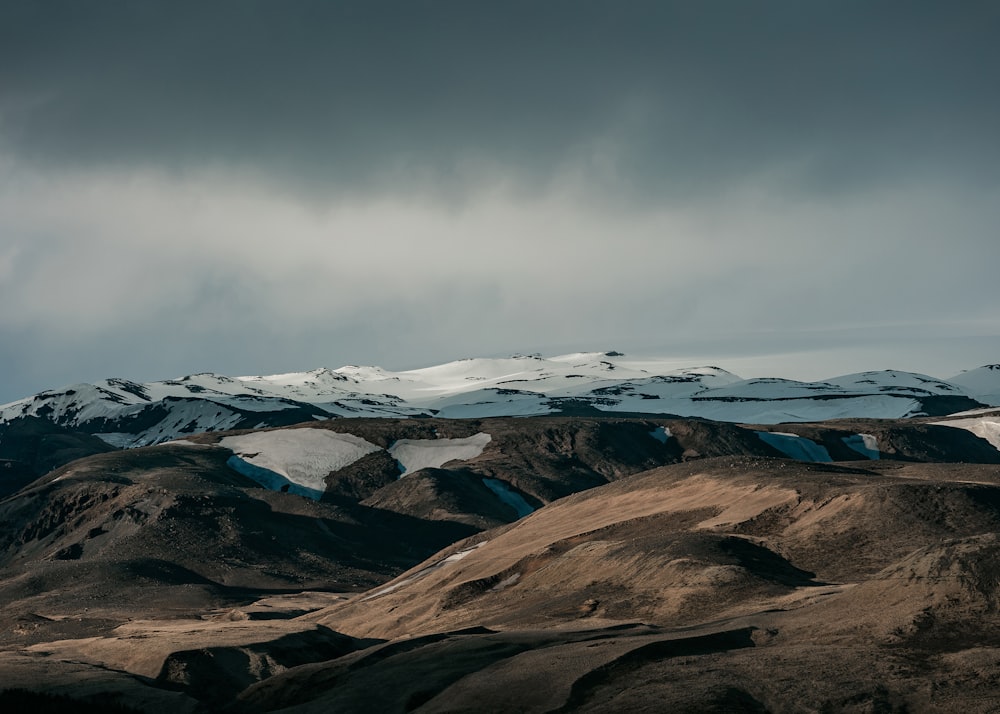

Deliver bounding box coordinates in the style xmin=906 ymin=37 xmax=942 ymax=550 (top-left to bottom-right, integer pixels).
xmin=2 ymin=1 xmax=999 ymax=200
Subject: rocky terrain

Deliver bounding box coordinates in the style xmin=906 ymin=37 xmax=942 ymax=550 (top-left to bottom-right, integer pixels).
xmin=2 ymin=358 xmax=1000 ymax=711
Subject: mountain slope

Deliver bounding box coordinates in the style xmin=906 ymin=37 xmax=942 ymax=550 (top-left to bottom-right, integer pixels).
xmin=238 ymin=457 xmax=1000 ymax=713
xmin=308 ymin=457 xmax=1000 ymax=639
xmin=4 ymin=414 xmax=1000 ymax=711
xmin=0 ymin=443 xmax=476 ymax=618
xmin=3 ymin=353 xmax=992 ymax=447
xmin=949 ymin=364 xmax=1000 ymax=405
xmin=0 ymin=417 xmax=117 ymax=496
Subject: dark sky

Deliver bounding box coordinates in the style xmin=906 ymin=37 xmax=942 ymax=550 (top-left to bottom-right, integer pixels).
xmin=2 ymin=1 xmax=999 ymax=402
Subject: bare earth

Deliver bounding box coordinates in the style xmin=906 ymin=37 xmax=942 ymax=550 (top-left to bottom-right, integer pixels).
xmin=3 ymin=417 xmax=1000 ymax=711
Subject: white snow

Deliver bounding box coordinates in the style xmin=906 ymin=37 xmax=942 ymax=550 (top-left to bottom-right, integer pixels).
xmin=705 ymin=378 xmax=844 ymax=400
xmin=5 ymin=353 xmax=997 ymax=437
xmin=389 ymin=433 xmax=492 ymax=475
xmin=431 ymin=389 xmax=551 ymax=418
xmin=219 ymin=428 xmax=381 ymax=497
xmin=209 ymin=395 xmax=301 ymax=412
xmin=931 ymin=416 xmax=1000 ymax=452
xmin=361 ymin=541 xmax=488 ymax=600
xmin=594 ymin=393 xmax=921 ymax=425
xmin=824 ymin=370 xmax=961 ymax=396
xmin=226 ymin=456 xmax=318 ymax=498
xmin=946 ymin=406 xmax=1000 ymax=418
xmin=121 ymin=400 xmax=247 ymax=446
xmin=648 ymin=426 xmax=672 ymax=444
xmin=756 ymin=432 xmax=832 ymax=462
xmin=482 ymin=478 xmax=535 ymax=518
xmin=948 ymin=365 xmax=1000 ymax=406
xmin=842 ymin=433 xmax=880 ymax=459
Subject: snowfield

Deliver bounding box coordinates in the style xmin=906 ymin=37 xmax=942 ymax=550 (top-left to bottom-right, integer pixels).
xmin=215 ymin=428 xmax=495 ymax=498
xmin=842 ymin=433 xmax=880 ymax=459
xmin=932 ymin=415 xmax=1000 ymax=452
xmin=948 ymin=365 xmax=1000 ymax=406
xmin=3 ymin=352 xmax=999 ymax=447
xmin=219 ymin=429 xmax=381 ymax=498
xmin=389 ymin=433 xmax=492 ymax=475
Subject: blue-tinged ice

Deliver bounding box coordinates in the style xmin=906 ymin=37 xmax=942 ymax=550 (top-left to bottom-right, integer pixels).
xmin=226 ymin=455 xmax=324 ymax=500
xmin=482 ymin=478 xmax=535 ymax=518
xmin=842 ymin=433 xmax=880 ymax=459
xmin=649 ymin=426 xmax=672 ymax=444
xmin=756 ymin=432 xmax=832 ymax=462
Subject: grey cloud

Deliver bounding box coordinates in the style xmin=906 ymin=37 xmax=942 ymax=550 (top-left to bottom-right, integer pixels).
xmin=2 ymin=2 xmax=999 ymax=404
xmin=2 ymin=1 xmax=999 ymax=201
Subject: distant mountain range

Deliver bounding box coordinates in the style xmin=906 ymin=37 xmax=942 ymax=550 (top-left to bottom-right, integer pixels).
xmin=3 ymin=355 xmax=1000 ymax=711
xmin=2 ymin=353 xmax=998 ymax=448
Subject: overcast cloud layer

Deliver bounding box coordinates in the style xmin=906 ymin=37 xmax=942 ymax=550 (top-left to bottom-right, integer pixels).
xmin=1 ymin=1 xmax=998 ymax=403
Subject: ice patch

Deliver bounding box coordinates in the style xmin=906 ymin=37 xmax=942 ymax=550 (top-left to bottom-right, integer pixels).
xmin=842 ymin=433 xmax=880 ymax=459
xmin=482 ymin=478 xmax=535 ymax=518
xmin=219 ymin=428 xmax=381 ymax=497
xmin=649 ymin=426 xmax=672 ymax=444
xmin=756 ymin=432 xmax=832 ymax=462
xmin=226 ymin=455 xmax=324 ymax=500
xmin=389 ymin=432 xmax=491 ymax=476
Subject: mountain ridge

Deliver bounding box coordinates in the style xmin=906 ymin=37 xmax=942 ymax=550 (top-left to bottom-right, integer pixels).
xmin=3 ymin=352 xmax=997 ymax=449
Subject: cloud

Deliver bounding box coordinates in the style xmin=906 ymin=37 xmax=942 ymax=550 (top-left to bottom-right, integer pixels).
xmin=2 ymin=2 xmax=999 ymax=202
xmin=1 ymin=157 xmax=997 ymax=399
xmin=1 ymin=2 xmax=998 ymax=402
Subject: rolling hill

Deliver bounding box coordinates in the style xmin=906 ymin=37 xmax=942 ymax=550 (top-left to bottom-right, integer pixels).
xmin=2 ymin=353 xmax=1000 ymax=711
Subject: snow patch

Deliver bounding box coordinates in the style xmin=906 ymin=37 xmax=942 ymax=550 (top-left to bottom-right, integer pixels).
xmin=226 ymin=456 xmax=324 ymax=500
xmin=161 ymin=439 xmax=210 ymax=447
xmin=948 ymin=365 xmax=1000 ymax=406
xmin=842 ymin=433 xmax=880 ymax=459
xmin=362 ymin=542 xmax=488 ymax=600
xmin=389 ymin=432 xmax=492 ymax=476
xmin=219 ymin=428 xmax=381 ymax=498
xmin=756 ymin=432 xmax=832 ymax=462
xmin=946 ymin=406 xmax=1000 ymax=418
xmin=209 ymin=395 xmax=302 ymax=412
xmin=432 ymin=390 xmax=550 ymax=418
xmin=932 ymin=417 xmax=1000 ymax=452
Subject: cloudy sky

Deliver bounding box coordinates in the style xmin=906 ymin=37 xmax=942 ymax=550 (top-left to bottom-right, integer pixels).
xmin=1 ymin=1 xmax=998 ymax=403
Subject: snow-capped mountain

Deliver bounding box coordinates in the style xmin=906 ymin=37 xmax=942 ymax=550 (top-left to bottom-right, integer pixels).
xmin=948 ymin=364 xmax=1000 ymax=406
xmin=1 ymin=352 xmax=995 ymax=447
